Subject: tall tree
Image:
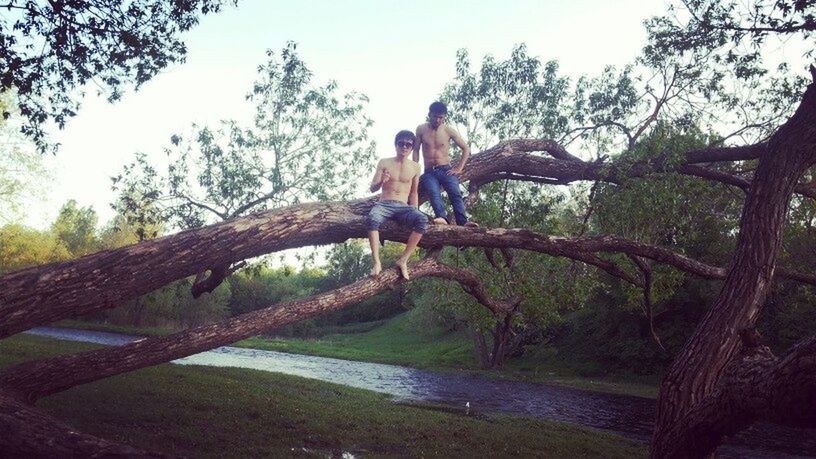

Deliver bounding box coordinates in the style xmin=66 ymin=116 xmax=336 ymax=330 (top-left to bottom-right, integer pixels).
xmin=644 ymin=1 xmax=816 ymax=456
xmin=1 ymin=0 xmax=235 ymax=153
xmin=0 ymin=91 xmax=49 ymax=223
xmin=50 ymin=200 xmax=99 ymax=257
xmin=113 ymin=42 xmax=376 ymax=236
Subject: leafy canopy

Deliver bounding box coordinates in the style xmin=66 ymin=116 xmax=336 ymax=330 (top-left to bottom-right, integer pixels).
xmin=1 ymin=0 xmax=234 ymax=153
xmin=112 ymin=42 xmax=376 ymax=236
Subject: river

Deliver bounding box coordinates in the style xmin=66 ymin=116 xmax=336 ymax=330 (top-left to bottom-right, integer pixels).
xmin=23 ymin=327 xmax=816 ymax=458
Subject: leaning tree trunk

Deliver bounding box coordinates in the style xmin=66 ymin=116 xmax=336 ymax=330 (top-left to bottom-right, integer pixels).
xmin=650 ymin=70 xmax=816 ymax=457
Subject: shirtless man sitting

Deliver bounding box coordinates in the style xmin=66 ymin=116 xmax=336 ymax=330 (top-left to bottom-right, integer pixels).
xmin=366 ymin=130 xmax=428 ymax=280
xmin=413 ymin=101 xmax=477 ymax=227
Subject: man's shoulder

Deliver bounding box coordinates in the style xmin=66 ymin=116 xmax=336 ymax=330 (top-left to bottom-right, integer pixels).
xmin=416 ymin=123 xmax=430 ymax=133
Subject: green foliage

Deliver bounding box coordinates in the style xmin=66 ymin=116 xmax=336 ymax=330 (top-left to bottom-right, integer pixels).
xmin=324 ymin=240 xmax=370 ymax=289
xmin=441 ymin=44 xmax=571 ymax=150
xmin=0 ymin=91 xmax=50 ymax=223
xmin=113 ymin=42 xmax=376 ymax=233
xmin=641 ymin=1 xmax=809 ymax=144
xmin=0 ymin=224 xmax=70 ymax=274
xmin=50 ymin=200 xmax=100 ymax=257
xmin=227 ymin=264 xmax=324 ymax=316
xmin=97 ymin=277 xmax=231 ymax=328
xmin=592 ymin=124 xmax=743 ymax=261
xmin=1 ymin=0 xmax=234 ymax=153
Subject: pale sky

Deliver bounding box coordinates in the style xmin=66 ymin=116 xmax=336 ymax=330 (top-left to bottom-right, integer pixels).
xmin=27 ymin=0 xmax=668 ymax=230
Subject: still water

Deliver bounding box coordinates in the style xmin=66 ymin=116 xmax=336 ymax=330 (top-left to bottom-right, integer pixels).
xmin=24 ymin=327 xmax=816 ymax=458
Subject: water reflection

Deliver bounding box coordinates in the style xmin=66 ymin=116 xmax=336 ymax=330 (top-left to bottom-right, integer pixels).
xmin=23 ymin=327 xmax=816 ymax=457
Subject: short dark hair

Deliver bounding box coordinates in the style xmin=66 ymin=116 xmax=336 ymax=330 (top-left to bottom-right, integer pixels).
xmin=394 ymin=130 xmax=416 ymax=145
xmin=429 ymin=101 xmax=448 ymax=115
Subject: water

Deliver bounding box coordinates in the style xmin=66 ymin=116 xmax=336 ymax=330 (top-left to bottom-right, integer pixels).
xmin=23 ymin=327 xmax=816 ymax=457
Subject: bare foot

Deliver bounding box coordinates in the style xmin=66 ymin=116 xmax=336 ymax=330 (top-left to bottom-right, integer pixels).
xmin=464 ymin=221 xmax=479 ymax=228
xmin=371 ymin=261 xmax=382 ymax=276
xmin=395 ymin=260 xmax=410 ymax=280
xmin=433 ymin=217 xmax=448 ymax=225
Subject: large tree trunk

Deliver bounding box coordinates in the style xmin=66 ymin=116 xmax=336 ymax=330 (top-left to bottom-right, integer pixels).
xmin=650 ymin=71 xmax=816 ymax=457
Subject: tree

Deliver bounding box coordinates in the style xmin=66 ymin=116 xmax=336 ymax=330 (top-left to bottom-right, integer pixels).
xmin=3 ymin=4 xmax=816 ymax=455
xmin=1 ymin=0 xmax=235 ymax=153
xmin=113 ymin=42 xmax=375 ymax=235
xmin=0 ymin=91 xmax=49 ymax=223
xmin=0 ymin=224 xmax=70 ymax=274
xmin=641 ymin=2 xmax=816 ymax=456
xmin=3 ymin=107 xmax=816 ymax=452
xmin=50 ymin=199 xmax=99 ymax=257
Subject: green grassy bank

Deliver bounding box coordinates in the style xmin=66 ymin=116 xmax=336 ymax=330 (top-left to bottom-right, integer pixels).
xmin=1 ymin=334 xmax=645 ymax=457
xmin=59 ymin=307 xmax=660 ymax=398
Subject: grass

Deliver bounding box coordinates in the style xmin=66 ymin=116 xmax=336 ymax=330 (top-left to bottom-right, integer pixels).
xmin=55 ymin=309 xmax=660 ymax=399
xmin=0 ymin=334 xmax=646 ymax=458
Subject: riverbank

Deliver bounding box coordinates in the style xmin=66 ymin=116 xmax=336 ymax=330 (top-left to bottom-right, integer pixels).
xmin=58 ymin=311 xmax=660 ymax=399
xmin=0 ymin=333 xmax=646 ymax=457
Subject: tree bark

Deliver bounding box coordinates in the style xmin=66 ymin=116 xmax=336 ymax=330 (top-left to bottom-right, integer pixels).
xmin=4 ymin=206 xmax=816 ymax=341
xmin=650 ymin=74 xmax=816 ymax=457
xmin=0 ymin=257 xmax=515 ymax=403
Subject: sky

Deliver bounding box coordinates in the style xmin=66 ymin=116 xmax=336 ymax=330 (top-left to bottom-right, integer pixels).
xmin=26 ymin=0 xmax=669 ymax=230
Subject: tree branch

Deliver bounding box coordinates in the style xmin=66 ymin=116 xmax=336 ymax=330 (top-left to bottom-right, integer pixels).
xmin=5 ymin=201 xmax=816 ymax=340
xmin=0 ymin=257 xmax=514 ymax=402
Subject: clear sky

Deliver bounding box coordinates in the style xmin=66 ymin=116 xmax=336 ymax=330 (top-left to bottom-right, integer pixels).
xmin=28 ymin=0 xmax=668 ymax=229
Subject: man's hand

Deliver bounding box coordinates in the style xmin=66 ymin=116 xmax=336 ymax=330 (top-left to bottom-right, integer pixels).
xmin=382 ymin=168 xmax=392 ymax=183
xmin=447 ymin=167 xmax=463 ymax=176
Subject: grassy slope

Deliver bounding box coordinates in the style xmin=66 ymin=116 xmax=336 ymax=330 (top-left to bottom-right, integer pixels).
xmin=0 ymin=334 xmax=645 ymax=458
xmin=58 ymin=309 xmax=659 ymax=398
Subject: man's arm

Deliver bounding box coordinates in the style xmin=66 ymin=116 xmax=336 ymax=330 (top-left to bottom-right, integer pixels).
xmin=370 ymin=159 xmax=387 ymax=192
xmin=448 ymin=126 xmax=471 ymax=175
xmin=408 ymin=166 xmax=420 ymax=207
xmin=412 ymin=125 xmax=423 ymax=163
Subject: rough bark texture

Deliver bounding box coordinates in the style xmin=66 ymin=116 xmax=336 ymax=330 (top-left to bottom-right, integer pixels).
xmin=650 ymin=77 xmax=816 ymax=457
xmin=4 ymin=203 xmax=816 ymax=341
xmin=0 ymin=257 xmax=515 ymax=404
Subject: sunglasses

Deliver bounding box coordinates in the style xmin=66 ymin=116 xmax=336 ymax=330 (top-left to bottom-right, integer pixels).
xmin=397 ymin=141 xmax=414 ymax=148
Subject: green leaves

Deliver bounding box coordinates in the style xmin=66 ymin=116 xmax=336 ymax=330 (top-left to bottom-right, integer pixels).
xmin=113 ymin=42 xmax=376 ymax=234
xmin=1 ymin=0 xmax=236 ymax=153
xmin=442 ymin=44 xmax=571 ymax=151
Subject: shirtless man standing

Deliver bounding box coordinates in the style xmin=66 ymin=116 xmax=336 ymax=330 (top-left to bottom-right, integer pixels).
xmin=413 ymin=101 xmax=477 ymax=227
xmin=366 ymin=130 xmax=428 ymax=280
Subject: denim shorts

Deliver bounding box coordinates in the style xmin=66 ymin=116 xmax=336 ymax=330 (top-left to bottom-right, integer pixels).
xmin=365 ymin=200 xmax=428 ymax=234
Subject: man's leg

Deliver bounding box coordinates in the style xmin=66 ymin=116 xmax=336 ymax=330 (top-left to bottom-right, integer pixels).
xmin=396 ymin=231 xmax=423 ymax=280
xmin=368 ymin=230 xmax=382 ymax=275
xmin=420 ymin=171 xmax=448 ymax=222
xmin=394 ymin=207 xmax=429 ymax=280
xmin=365 ymin=202 xmax=390 ymax=275
xmin=440 ymin=173 xmax=472 ymax=226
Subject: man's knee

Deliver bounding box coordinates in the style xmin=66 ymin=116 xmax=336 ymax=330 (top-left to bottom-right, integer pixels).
xmin=410 ymin=211 xmax=429 ymax=234
xmin=366 ymin=209 xmax=386 ymax=231
xmin=443 ymin=179 xmax=463 ymax=198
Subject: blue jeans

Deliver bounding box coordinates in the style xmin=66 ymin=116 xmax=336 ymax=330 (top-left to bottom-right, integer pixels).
xmin=366 ymin=200 xmax=428 ymax=234
xmin=419 ymin=164 xmax=468 ymax=225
